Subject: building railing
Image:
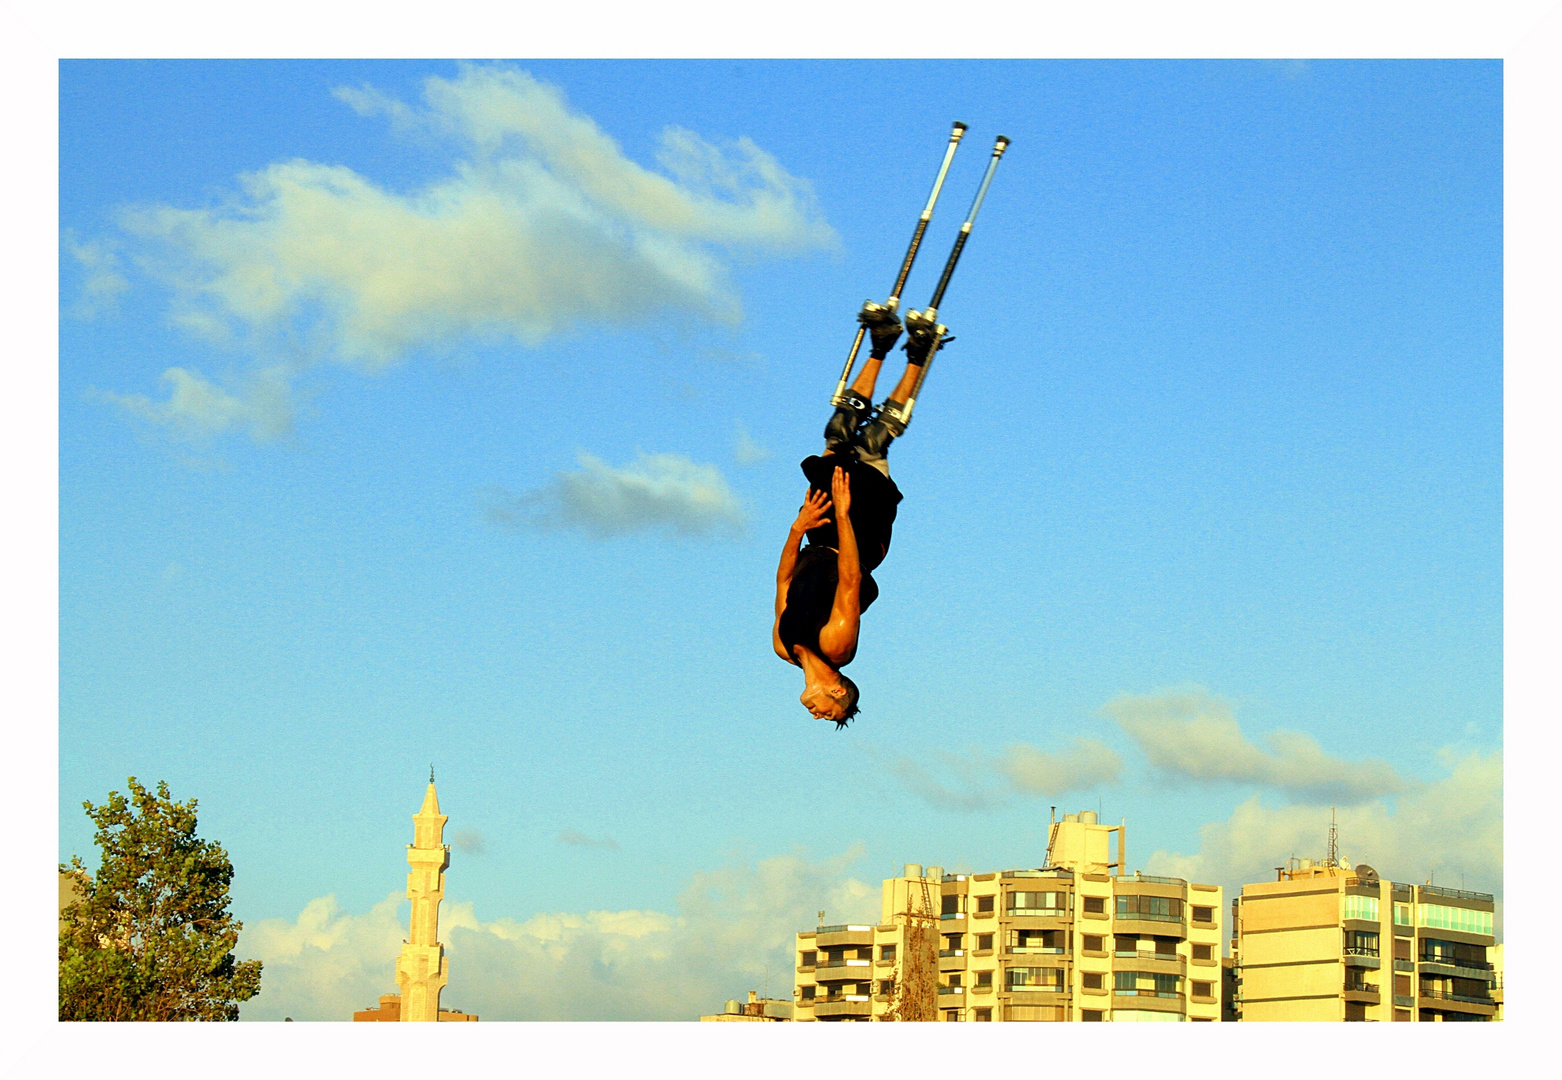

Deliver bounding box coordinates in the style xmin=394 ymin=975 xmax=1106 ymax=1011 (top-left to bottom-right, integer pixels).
xmin=816 ymin=924 xmax=874 ymax=934
xmin=1007 ymin=907 xmax=1069 ymax=917
xmin=1343 ymin=945 xmax=1380 ymax=958
xmin=816 ymin=959 xmax=872 ymax=970
xmin=1126 ymin=873 xmax=1185 ymax=886
xmin=1419 ymin=955 xmax=1493 ymax=972
xmin=1419 ymin=885 xmax=1494 ymax=903
xmin=1007 ymin=946 xmax=1065 ymax=955
xmin=1112 ymin=989 xmax=1182 ymax=999
xmin=1345 ymin=983 xmax=1380 ymax=996
xmin=1116 ymin=910 xmax=1183 ymax=923
xmin=941 ymin=912 xmax=966 ymax=921
xmin=1419 ymin=987 xmax=1494 ymax=1005
xmin=939 ymin=949 xmax=965 ymax=958
xmin=1393 ymin=994 xmax=1414 ymax=1008
xmin=1393 ymin=959 xmax=1415 ymax=972
xmin=937 ymin=987 xmax=964 ymax=996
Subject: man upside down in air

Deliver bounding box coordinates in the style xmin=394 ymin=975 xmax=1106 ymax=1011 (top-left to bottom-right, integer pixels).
xmin=772 ymin=313 xmax=942 ymax=728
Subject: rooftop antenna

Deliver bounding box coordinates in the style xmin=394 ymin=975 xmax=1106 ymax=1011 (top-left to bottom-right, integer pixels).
xmin=1326 ymin=808 xmax=1339 ymax=867
xmin=817 ymin=910 xmax=826 ymax=929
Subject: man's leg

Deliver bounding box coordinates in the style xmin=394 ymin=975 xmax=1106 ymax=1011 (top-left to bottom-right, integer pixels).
xmin=826 ymin=319 xmax=903 ymax=451
xmin=856 ymin=358 xmax=924 ymax=463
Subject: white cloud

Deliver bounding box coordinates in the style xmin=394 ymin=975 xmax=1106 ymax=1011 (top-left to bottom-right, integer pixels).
xmin=65 ymin=233 xmax=130 ymax=316
xmin=1105 ymin=689 xmax=1405 ymax=804
xmin=887 ymin=738 xmax=1123 ymax=813
xmin=1144 ymin=749 xmax=1502 ymax=904
xmin=99 ymin=365 xmax=295 ymax=441
xmin=99 ymin=64 xmax=833 ymax=442
xmin=452 ymin=829 xmax=485 ymax=854
xmin=999 ymin=739 xmax=1124 ymax=796
xmin=239 ymin=847 xmax=876 ymax=1021
xmin=733 ymin=422 xmax=770 ymax=464
xmin=490 ymin=451 xmax=746 ymax=538
xmin=558 ymin=828 xmax=619 ymax=851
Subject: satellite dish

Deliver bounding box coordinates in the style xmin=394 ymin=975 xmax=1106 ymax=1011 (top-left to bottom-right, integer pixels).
xmin=1355 ymin=864 xmax=1379 ymax=882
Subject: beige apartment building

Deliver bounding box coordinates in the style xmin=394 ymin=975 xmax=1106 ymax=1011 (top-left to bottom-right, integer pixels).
xmin=1231 ymin=857 xmax=1498 ymax=1022
xmin=792 ymin=812 xmax=1223 ymax=1021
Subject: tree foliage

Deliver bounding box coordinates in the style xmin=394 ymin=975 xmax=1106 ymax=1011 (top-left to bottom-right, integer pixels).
xmin=59 ymin=777 xmax=262 ymax=1021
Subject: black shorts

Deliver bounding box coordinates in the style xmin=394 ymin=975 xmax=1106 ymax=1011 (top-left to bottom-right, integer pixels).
xmin=800 ymin=451 xmax=903 ymax=574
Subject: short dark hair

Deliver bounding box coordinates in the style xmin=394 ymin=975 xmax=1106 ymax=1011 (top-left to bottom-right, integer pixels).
xmin=833 ymin=674 xmax=861 ymax=730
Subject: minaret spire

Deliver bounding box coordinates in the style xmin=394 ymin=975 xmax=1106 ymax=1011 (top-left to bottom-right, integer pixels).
xmin=395 ymin=773 xmax=450 ymax=1021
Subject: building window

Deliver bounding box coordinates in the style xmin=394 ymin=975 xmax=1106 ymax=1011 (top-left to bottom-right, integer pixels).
xmin=942 ymin=894 xmax=960 ymax=916
xmin=800 ymin=950 xmax=816 ymax=967
xmin=1191 ymin=905 xmax=1213 ymax=923
xmin=976 ymin=934 xmax=993 ymax=951
xmin=943 ymin=1010 xmax=962 ymax=1022
xmin=976 ymin=895 xmax=995 ymax=913
xmin=1082 ymin=972 xmax=1103 ymax=990
xmin=944 ymin=933 xmax=964 ymax=952
xmin=1153 ymin=937 xmax=1177 ymax=958
xmin=947 ymin=974 xmax=961 ymax=988
xmin=1008 ymin=891 xmax=1067 ymax=914
xmin=1115 ymin=971 xmax=1180 ymax=998
xmin=1192 ymin=944 xmax=1212 ymax=961
xmin=878 ymin=980 xmax=894 ymax=996
xmin=801 ymin=986 xmax=815 ymax=1000
xmin=1343 ymin=894 xmax=1380 ymax=923
xmin=1394 ymin=903 xmax=1413 ymax=926
xmin=1083 ymin=934 xmax=1104 ymax=953
xmin=1344 ymin=930 xmax=1380 ymax=958
xmin=880 ymin=944 xmax=896 ymax=962
xmin=974 ymin=1008 xmax=993 ymax=1022
xmin=1007 ymin=928 xmax=1060 ymax=952
xmin=1008 ymin=967 xmax=1066 ymax=991
xmin=1419 ymin=904 xmax=1493 ymax=936
xmin=1114 ymin=934 xmax=1139 ymax=956
xmin=1083 ymin=896 xmax=1105 ymax=914
xmin=1191 ymin=981 xmax=1212 ymax=999
xmin=976 ymin=970 xmax=993 ymax=988
xmin=1115 ymin=895 xmax=1183 ymax=922
xmin=1081 ymin=1009 xmax=1104 ymax=1021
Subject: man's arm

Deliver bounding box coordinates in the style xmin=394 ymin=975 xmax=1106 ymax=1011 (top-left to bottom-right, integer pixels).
xmin=774 ymin=488 xmax=832 ymax=660
xmin=819 ymin=468 xmax=862 ymax=665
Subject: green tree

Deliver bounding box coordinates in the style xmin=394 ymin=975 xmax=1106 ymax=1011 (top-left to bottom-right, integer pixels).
xmin=59 ymin=777 xmax=262 ymax=1021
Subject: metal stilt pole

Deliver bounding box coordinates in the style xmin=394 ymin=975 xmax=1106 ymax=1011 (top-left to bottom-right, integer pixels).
xmin=831 ymin=122 xmax=968 ymax=407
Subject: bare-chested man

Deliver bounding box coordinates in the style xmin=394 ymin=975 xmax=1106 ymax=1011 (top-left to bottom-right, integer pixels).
xmin=772 ymin=315 xmax=937 ymax=728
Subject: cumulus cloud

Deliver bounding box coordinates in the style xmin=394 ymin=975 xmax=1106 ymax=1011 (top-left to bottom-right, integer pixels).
xmin=239 ymin=847 xmax=876 ymax=1021
xmin=65 ymin=233 xmax=130 ymax=316
xmin=1105 ymin=689 xmax=1404 ymax=804
xmin=452 ymin=829 xmax=485 ymax=854
xmin=888 ymin=738 xmax=1122 ymax=812
xmin=733 ymin=422 xmax=770 ymax=464
xmin=1144 ymin=749 xmax=1502 ymax=903
xmin=98 ymin=365 xmax=296 ymax=441
xmin=97 ymin=64 xmax=833 ymax=442
xmin=489 ymin=451 xmax=746 ymax=538
xmin=558 ymin=828 xmax=619 ymax=851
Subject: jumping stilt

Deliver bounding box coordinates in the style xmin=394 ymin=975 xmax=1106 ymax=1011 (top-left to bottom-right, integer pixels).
xmin=831 ymin=122 xmax=968 ymax=408
xmin=893 ymin=135 xmax=1011 ymax=427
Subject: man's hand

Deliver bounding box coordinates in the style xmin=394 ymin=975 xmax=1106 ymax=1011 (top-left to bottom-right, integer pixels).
xmin=792 ymin=488 xmax=833 ymax=534
xmin=831 ymin=466 xmax=852 ymax=518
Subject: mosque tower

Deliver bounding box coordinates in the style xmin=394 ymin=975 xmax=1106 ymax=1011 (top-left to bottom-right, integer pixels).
xmin=394 ymin=769 xmax=450 ymax=1022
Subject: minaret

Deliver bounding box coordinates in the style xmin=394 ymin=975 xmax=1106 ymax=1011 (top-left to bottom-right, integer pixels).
xmin=394 ymin=769 xmax=450 ymax=1021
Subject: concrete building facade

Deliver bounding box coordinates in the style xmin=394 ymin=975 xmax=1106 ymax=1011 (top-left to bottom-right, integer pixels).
xmin=791 ymin=812 xmax=1223 ymax=1022
xmin=1231 ymin=858 xmax=1498 ymax=1022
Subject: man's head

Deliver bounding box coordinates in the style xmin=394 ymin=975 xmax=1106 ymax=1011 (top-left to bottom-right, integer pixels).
xmin=800 ymin=672 xmax=861 ymax=729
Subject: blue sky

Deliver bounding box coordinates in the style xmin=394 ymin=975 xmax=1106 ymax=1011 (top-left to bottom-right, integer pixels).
xmin=58 ymin=59 xmax=1502 ymax=1020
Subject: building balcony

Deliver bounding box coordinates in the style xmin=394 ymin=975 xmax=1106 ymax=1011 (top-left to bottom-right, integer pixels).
xmin=1419 ymin=959 xmax=1494 ymax=980
xmin=813 ymin=997 xmax=873 ymax=1018
xmin=1393 ymin=959 xmax=1415 ymax=972
xmin=940 ymin=912 xmax=966 ymax=922
xmin=971 ymin=909 xmax=996 ymax=921
xmin=816 ymin=925 xmax=875 ymax=949
xmin=1419 ymin=987 xmax=1495 ymax=1007
xmin=1006 ymin=946 xmax=1066 ymax=956
xmin=1343 ymin=951 xmax=1381 ymax=969
xmin=1113 ymin=952 xmax=1185 ymax=975
xmin=1343 ymin=985 xmax=1381 ymax=1004
xmin=815 ymin=959 xmax=873 ymax=982
xmin=937 ymin=986 xmax=965 ymax=997
xmin=1417 ymin=989 xmax=1496 ymax=1017
xmin=1393 ymin=994 xmax=1414 ymax=1009
xmin=969 ymin=984 xmax=993 ymax=996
